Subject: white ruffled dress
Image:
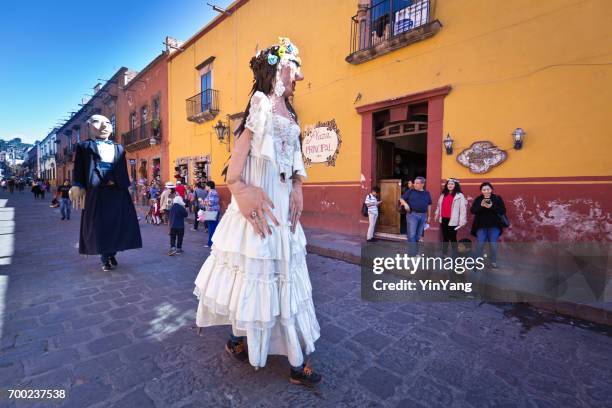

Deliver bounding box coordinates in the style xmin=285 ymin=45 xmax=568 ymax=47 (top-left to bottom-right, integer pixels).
xmin=193 ymin=91 xmax=320 ymax=368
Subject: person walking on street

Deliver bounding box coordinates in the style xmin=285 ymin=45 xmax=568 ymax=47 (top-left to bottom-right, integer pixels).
xmin=159 ymin=182 xmax=176 ymax=224
xmin=149 ymin=183 xmax=159 ymax=200
xmin=192 ymin=182 xmax=208 ymax=231
xmin=434 ymin=178 xmax=467 ymax=257
xmin=202 ymin=180 xmax=220 ymax=248
xmin=175 ymin=180 xmax=186 ymax=199
xmin=168 ymin=195 xmax=188 ymax=255
xmin=364 ymin=186 xmax=382 ymax=242
xmin=57 ymin=180 xmax=72 ymax=220
xmin=31 ymin=180 xmax=40 ymax=199
xmin=470 ymin=182 xmax=508 ymax=268
xmin=400 ymin=176 xmax=432 ymax=257
xmin=39 ymin=180 xmax=46 ymax=200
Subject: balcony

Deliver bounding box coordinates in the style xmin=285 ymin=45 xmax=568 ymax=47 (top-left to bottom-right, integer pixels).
xmin=121 ymin=120 xmax=162 ymax=153
xmin=186 ymin=89 xmax=219 ymax=123
xmin=60 ymin=147 xmax=74 ymax=164
xmin=346 ymin=0 xmax=441 ymax=64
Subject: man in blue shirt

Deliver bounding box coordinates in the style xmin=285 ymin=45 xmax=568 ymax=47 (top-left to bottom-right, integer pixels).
xmin=399 ymin=176 xmax=432 ymax=256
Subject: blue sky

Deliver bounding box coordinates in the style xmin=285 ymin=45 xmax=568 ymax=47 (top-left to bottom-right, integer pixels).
xmin=0 ymin=0 xmax=232 ymax=144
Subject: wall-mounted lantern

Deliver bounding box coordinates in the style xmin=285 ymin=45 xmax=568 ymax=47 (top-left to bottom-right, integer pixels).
xmin=214 ymin=118 xmax=231 ymax=151
xmin=444 ymin=134 xmax=454 ymax=155
xmin=214 ymin=120 xmax=228 ymax=142
xmin=512 ymin=127 xmax=525 ymax=150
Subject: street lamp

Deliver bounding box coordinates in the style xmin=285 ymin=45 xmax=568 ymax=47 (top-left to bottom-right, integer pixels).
xmin=444 ymin=134 xmax=454 ymax=155
xmin=214 ymin=120 xmax=228 ymax=142
xmin=512 ymin=128 xmax=526 ymax=150
xmin=214 ymin=119 xmax=231 ymax=151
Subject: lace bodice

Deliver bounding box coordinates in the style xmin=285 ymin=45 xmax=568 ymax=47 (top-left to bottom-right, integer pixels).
xmin=244 ymin=91 xmax=307 ymax=180
xmin=272 ymin=114 xmax=301 ymax=178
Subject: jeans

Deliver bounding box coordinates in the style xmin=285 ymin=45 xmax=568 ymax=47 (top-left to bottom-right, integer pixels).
xmin=367 ymin=212 xmax=378 ymax=240
xmin=100 ymin=252 xmax=116 ymax=264
xmin=407 ymin=212 xmax=427 ymax=256
xmin=60 ymin=198 xmax=71 ymax=219
xmin=170 ymin=228 xmax=185 ymax=249
xmin=205 ymin=220 xmax=218 ymax=247
xmin=476 ymin=227 xmax=501 ymax=263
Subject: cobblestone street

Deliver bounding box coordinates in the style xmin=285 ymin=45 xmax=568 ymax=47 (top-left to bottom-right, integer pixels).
xmin=0 ymin=190 xmax=611 ymax=408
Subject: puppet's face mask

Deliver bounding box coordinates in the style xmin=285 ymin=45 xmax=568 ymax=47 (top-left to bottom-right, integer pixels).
xmin=89 ymin=115 xmax=113 ymax=140
xmin=278 ymin=62 xmax=304 ymax=97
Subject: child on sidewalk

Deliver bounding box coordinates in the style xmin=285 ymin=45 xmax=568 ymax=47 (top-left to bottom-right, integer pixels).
xmin=168 ymin=195 xmax=188 ymax=255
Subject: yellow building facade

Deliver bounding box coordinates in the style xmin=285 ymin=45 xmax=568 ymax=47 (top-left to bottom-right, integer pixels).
xmin=167 ymin=0 xmax=612 ymax=241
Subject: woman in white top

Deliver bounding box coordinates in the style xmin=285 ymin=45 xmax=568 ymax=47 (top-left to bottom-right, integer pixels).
xmin=192 ymin=38 xmax=321 ymax=386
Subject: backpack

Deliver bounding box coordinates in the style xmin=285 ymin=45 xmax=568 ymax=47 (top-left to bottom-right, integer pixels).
xmin=362 ymin=194 xmax=372 ymax=217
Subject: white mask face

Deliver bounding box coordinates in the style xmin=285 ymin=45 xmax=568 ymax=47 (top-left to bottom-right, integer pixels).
xmin=88 ymin=115 xmax=113 ymax=140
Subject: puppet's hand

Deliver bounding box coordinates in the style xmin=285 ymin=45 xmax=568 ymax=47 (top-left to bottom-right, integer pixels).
xmin=230 ymin=181 xmax=279 ymax=239
xmin=289 ymin=182 xmax=303 ymax=234
xmin=69 ymin=186 xmax=86 ymax=210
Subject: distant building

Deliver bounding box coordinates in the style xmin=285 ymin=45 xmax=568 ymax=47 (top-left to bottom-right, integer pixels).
xmin=38 ymin=131 xmax=57 ymax=184
xmin=23 ymin=143 xmax=39 ymax=179
xmin=116 ymin=51 xmax=169 ymax=192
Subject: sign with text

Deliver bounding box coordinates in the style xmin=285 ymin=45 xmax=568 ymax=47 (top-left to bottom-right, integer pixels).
xmin=302 ymin=119 xmax=342 ymax=167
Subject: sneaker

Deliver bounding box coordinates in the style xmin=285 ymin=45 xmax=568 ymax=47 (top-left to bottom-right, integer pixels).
xmin=290 ymin=363 xmax=322 ymax=386
xmin=191 ymin=228 xmax=197 ymax=231
xmin=102 ymin=262 xmax=112 ymax=272
xmin=225 ymin=339 xmax=248 ymax=362
xmin=175 ymin=249 xmax=184 ymax=254
xmin=168 ymin=247 xmax=177 ymax=256
xmin=109 ymin=256 xmax=118 ymax=267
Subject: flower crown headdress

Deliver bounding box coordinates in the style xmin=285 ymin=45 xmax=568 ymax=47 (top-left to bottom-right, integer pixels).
xmin=256 ymin=37 xmax=302 ymax=66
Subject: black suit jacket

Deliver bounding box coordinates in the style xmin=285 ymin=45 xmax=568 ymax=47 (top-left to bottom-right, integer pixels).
xmin=73 ymin=139 xmax=130 ymax=190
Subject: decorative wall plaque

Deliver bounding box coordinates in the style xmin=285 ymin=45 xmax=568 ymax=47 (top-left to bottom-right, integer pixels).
xmin=302 ymin=119 xmax=341 ymax=167
xmin=456 ymin=141 xmax=507 ymax=173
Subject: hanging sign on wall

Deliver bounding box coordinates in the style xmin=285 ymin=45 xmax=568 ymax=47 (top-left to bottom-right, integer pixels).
xmin=302 ymin=119 xmax=342 ymax=167
xmin=456 ymin=141 xmax=507 ymax=173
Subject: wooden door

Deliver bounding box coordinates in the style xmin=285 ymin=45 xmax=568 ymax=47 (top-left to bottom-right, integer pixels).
xmin=377 ymin=178 xmax=402 ymax=234
xmin=376 ymin=140 xmax=394 ymax=180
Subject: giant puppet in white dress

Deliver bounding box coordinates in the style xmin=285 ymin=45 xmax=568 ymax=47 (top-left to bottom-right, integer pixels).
xmin=193 ymin=38 xmax=320 ymax=374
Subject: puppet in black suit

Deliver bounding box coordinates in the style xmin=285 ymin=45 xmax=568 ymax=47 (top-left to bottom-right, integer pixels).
xmin=72 ymin=114 xmax=142 ymax=271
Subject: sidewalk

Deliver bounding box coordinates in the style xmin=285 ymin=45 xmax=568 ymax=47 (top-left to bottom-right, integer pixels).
xmin=303 ymin=227 xmax=612 ymax=326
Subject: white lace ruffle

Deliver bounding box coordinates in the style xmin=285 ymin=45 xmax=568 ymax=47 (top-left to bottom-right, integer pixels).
xmin=193 ymin=248 xmax=320 ymax=367
xmin=244 ymin=91 xmax=275 ymax=162
xmin=210 ymin=204 xmax=307 ymax=260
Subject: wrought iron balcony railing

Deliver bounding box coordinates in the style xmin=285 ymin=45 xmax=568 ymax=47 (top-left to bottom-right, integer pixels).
xmin=186 ymin=89 xmax=219 ymax=124
xmin=121 ymin=120 xmax=162 ymax=152
xmin=348 ymin=0 xmax=440 ymax=63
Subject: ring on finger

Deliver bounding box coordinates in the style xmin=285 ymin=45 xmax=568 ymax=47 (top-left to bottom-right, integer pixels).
xmin=250 ymin=210 xmax=258 ymax=219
